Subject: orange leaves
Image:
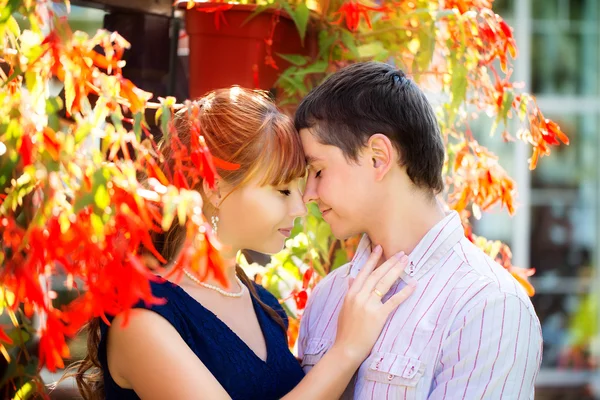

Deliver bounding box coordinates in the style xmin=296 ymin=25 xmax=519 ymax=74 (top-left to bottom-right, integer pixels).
xmin=443 ymin=0 xmax=493 ymax=14
xmin=287 ymin=317 xmax=300 ymax=349
xmin=448 ymin=139 xmax=516 ymax=216
xmin=118 ymin=75 xmax=153 ymax=114
xmin=522 ymin=98 xmax=570 ymax=169
xmin=35 ymin=24 xmax=151 ymax=116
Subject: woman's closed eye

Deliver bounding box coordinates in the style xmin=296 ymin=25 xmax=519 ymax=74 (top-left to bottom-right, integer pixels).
xmin=315 ymin=170 xmax=322 ymax=178
xmin=279 ymin=189 xmax=291 ymax=196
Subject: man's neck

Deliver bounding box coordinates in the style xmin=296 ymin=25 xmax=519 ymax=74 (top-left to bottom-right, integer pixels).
xmin=365 ymin=192 xmax=446 ymax=261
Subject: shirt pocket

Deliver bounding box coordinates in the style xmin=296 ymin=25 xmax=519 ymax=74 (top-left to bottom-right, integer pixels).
xmin=301 ymin=337 xmax=332 ymax=367
xmin=365 ymin=352 xmax=426 ymax=387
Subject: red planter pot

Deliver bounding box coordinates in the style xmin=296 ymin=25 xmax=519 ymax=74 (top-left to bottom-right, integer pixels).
xmin=181 ymin=3 xmax=317 ymax=99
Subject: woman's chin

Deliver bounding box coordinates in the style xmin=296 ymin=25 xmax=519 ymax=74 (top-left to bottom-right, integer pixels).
xmin=254 ymin=239 xmax=287 ymax=256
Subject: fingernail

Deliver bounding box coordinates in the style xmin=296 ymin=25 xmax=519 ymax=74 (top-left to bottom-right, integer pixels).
xmin=374 ymin=245 xmax=382 ymax=253
xmin=395 ymin=251 xmax=405 ymax=259
xmin=400 ymin=255 xmax=409 ymax=263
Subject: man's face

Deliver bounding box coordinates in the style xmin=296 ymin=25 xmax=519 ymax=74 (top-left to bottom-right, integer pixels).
xmin=300 ymin=127 xmax=375 ymax=239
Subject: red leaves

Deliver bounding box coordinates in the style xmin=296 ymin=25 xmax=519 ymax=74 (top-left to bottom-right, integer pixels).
xmin=193 ymin=3 xmax=233 ymax=30
xmin=332 ymin=1 xmax=390 ymax=31
xmin=18 ymin=133 xmax=34 ymax=167
xmin=0 ymin=326 xmax=12 ymax=344
xmin=292 ymin=290 xmax=308 ymax=310
xmin=190 ymin=127 xmax=219 ymax=189
xmin=213 ymin=157 xmax=241 ymax=171
xmin=290 ymin=268 xmax=314 ymax=311
xmin=38 ymin=311 xmax=70 ymax=372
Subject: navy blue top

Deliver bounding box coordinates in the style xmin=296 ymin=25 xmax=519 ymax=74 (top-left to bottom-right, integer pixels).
xmin=98 ymin=278 xmax=305 ymax=400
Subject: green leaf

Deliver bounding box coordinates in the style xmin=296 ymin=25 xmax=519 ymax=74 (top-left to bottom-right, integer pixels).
xmin=296 ymin=60 xmax=328 ymax=76
xmin=6 ymin=328 xmax=31 ymax=345
xmin=90 ymin=213 xmax=104 ymax=241
xmin=357 ymin=41 xmax=387 ymax=59
xmin=46 ymin=97 xmax=63 ymax=114
xmin=74 ymin=123 xmax=92 ymax=146
xmin=241 ymin=4 xmax=272 ymax=26
xmin=340 ymin=30 xmax=359 ymax=58
xmin=94 ymin=184 xmax=110 ymax=211
xmin=315 ymin=221 xmax=332 ymax=255
xmin=415 ymin=21 xmax=436 ymax=73
xmin=13 ymin=380 xmax=34 ymax=400
xmin=318 ymin=30 xmax=338 ymax=59
xmin=311 ymin=257 xmax=326 ymax=277
xmin=449 ymin=58 xmax=467 ymax=120
xmin=276 ymin=53 xmax=309 ymax=66
xmin=24 ymin=70 xmax=37 ymax=94
xmin=290 ymin=2 xmax=310 ymax=43
xmin=499 ymin=90 xmax=514 ymax=123
xmin=6 ymin=15 xmax=20 ymax=37
xmin=1 ymin=64 xmax=22 ymax=88
xmin=0 ymin=0 xmax=19 ymax=24
xmin=160 ymin=105 xmax=171 ymax=140
xmin=518 ymin=94 xmax=529 ymax=121
xmin=332 ymin=248 xmax=348 ymax=270
xmin=133 ymin=112 xmax=143 ymax=143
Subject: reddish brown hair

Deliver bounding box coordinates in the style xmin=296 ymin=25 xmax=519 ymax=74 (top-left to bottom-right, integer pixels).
xmin=70 ymin=87 xmax=306 ymax=400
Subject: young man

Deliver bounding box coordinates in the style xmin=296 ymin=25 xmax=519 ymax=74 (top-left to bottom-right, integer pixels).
xmin=295 ymin=62 xmax=542 ymax=399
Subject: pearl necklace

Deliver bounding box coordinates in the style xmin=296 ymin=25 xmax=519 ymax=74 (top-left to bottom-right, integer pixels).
xmin=182 ymin=269 xmax=245 ymax=298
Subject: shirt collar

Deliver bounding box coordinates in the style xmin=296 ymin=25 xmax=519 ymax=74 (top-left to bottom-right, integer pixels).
xmin=347 ymin=211 xmax=464 ymax=281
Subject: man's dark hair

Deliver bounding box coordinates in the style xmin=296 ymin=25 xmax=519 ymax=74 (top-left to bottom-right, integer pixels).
xmin=295 ymin=61 xmax=445 ymax=193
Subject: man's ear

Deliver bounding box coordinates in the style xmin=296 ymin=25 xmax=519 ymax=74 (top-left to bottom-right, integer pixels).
xmin=202 ymin=178 xmax=222 ymax=208
xmin=367 ymin=134 xmax=395 ymax=181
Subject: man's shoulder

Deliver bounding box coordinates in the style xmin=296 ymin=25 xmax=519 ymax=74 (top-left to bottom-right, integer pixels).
xmin=454 ymin=239 xmax=530 ymax=298
xmin=449 ymin=244 xmax=538 ymax=323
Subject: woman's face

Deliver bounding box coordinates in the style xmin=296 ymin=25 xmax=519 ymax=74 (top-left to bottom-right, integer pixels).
xmin=216 ymin=174 xmax=307 ymax=255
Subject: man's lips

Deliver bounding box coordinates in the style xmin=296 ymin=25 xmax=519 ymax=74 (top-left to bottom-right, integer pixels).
xmin=278 ymin=228 xmax=293 ymax=237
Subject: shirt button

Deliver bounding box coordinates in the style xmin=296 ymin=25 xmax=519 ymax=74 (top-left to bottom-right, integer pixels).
xmin=408 ymin=261 xmax=416 ymax=275
xmin=387 ymin=374 xmax=394 ymax=381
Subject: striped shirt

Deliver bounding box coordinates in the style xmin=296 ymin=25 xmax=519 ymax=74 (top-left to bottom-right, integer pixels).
xmin=298 ymin=211 xmax=542 ymax=399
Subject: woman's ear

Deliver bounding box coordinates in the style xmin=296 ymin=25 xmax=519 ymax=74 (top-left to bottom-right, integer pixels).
xmin=202 ymin=178 xmax=222 ymax=208
xmin=367 ymin=134 xmax=395 ymax=181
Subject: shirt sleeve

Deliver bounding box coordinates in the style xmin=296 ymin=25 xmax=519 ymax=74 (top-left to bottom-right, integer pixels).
xmin=429 ymin=292 xmax=543 ymax=400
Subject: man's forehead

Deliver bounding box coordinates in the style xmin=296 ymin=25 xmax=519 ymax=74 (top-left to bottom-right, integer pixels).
xmin=305 ymin=154 xmax=322 ymax=165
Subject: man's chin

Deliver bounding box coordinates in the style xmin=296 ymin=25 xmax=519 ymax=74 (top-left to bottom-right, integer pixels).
xmin=329 ymin=224 xmax=357 ymax=241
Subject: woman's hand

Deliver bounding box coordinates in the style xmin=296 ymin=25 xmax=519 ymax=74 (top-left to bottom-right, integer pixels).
xmin=333 ymin=245 xmax=415 ymax=363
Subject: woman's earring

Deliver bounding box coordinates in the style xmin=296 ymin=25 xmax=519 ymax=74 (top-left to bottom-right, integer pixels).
xmin=211 ymin=215 xmax=219 ymax=235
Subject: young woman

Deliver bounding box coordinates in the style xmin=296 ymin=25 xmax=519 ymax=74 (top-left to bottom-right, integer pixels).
xmin=74 ymin=87 xmax=414 ymax=400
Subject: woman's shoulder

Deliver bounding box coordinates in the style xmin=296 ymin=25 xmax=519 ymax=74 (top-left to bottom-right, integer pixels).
xmin=100 ymin=277 xmax=182 ymax=331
